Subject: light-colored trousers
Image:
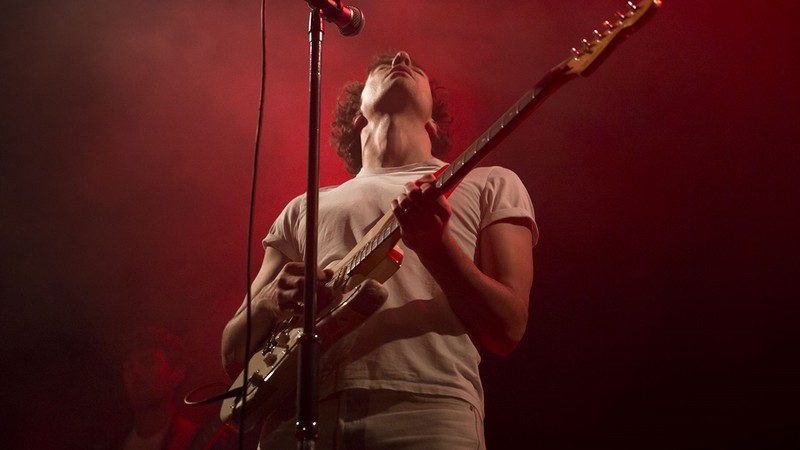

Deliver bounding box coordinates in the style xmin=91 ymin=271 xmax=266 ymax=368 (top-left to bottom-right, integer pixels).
xmin=259 ymin=389 xmax=485 ymax=450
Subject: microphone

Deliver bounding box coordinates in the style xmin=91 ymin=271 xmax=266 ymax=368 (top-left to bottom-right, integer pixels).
xmin=306 ymin=0 xmax=364 ymax=36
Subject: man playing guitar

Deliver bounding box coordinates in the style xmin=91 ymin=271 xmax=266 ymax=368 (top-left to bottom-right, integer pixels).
xmin=220 ymin=50 xmax=537 ymax=449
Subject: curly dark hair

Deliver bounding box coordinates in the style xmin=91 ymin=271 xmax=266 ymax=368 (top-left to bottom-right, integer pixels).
xmin=331 ymin=52 xmax=453 ymax=175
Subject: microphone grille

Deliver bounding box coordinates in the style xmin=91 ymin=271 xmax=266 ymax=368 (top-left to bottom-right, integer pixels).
xmin=340 ymin=6 xmax=364 ymax=36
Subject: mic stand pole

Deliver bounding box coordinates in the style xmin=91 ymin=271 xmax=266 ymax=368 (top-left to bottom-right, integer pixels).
xmin=296 ymin=8 xmax=324 ymax=450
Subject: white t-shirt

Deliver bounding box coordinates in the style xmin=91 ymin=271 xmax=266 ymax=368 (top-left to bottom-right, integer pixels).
xmin=264 ymin=159 xmax=537 ymax=417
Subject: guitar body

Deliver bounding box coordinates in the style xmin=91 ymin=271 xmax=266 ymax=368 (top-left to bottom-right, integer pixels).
xmin=220 ymin=278 xmax=390 ymax=432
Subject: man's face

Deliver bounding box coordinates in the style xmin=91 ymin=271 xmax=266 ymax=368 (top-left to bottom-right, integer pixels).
xmin=360 ymin=51 xmax=433 ymax=121
xmin=122 ymin=348 xmax=181 ymax=410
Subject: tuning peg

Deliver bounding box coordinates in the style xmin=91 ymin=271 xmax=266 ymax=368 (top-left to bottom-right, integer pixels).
xmin=571 ymin=47 xmax=582 ymax=58
xmin=593 ymin=29 xmax=604 ymax=39
xmin=627 ymin=1 xmax=638 ymax=11
xmin=603 ymin=20 xmax=615 ymax=30
xmin=581 ymin=38 xmax=594 ymax=53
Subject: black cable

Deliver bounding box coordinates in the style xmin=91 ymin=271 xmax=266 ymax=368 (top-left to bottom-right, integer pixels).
xmin=239 ymin=0 xmax=267 ymax=449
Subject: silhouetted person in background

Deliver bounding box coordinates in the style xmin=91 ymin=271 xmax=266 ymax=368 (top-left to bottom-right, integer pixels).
xmin=98 ymin=326 xmax=199 ymax=450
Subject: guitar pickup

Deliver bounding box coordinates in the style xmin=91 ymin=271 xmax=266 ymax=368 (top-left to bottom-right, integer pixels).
xmin=248 ymin=370 xmax=266 ymax=386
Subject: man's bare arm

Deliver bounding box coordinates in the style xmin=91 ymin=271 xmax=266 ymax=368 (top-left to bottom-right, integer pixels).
xmin=393 ymin=176 xmax=534 ymax=356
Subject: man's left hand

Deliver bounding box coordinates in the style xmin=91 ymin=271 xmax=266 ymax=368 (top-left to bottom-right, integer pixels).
xmin=391 ymin=173 xmax=452 ymax=255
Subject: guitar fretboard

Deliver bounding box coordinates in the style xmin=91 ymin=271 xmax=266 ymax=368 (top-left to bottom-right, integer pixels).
xmin=346 ymin=218 xmax=399 ymax=275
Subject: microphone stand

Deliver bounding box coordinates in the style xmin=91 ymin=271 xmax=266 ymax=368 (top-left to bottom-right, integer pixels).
xmin=296 ymin=8 xmax=324 ymax=449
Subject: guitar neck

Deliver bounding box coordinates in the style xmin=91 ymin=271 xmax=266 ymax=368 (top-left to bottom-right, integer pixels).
xmin=434 ymin=64 xmax=573 ymax=194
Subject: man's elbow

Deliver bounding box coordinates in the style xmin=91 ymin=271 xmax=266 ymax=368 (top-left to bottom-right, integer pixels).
xmin=486 ymin=318 xmax=528 ymax=357
xmin=505 ymin=327 xmax=528 ymax=356
xmin=490 ymin=285 xmax=531 ymax=356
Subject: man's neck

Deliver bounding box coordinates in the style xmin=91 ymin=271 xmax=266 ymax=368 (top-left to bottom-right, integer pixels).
xmin=361 ymin=114 xmax=433 ymax=169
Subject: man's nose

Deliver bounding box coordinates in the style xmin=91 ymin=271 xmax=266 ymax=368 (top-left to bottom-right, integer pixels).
xmin=392 ymin=51 xmax=412 ymax=67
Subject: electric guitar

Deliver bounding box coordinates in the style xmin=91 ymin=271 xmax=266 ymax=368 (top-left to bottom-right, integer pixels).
xmin=220 ymin=0 xmax=662 ymax=432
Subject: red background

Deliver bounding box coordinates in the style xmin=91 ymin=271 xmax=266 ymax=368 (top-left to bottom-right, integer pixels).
xmin=1 ymin=1 xmax=798 ymax=448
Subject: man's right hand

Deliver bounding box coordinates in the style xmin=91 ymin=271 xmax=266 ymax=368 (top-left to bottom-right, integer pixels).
xmin=222 ymin=247 xmax=334 ymax=379
xmin=258 ymin=262 xmax=334 ymax=321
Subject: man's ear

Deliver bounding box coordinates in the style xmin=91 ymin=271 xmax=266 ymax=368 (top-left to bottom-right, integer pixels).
xmin=424 ymin=119 xmax=439 ymax=140
xmin=353 ymin=113 xmax=368 ymax=130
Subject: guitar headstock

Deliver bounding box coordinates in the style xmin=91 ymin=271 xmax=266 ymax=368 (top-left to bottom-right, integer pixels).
xmin=563 ymin=0 xmax=662 ymax=76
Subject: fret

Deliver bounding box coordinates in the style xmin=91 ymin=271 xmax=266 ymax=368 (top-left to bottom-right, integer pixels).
xmin=489 ymin=121 xmax=502 ymax=141
xmin=444 ymin=166 xmax=454 ymax=184
xmin=377 ymin=226 xmax=386 ymax=242
xmin=386 ymin=219 xmax=398 ymax=234
xmin=383 ymin=223 xmax=393 ymax=238
xmin=356 ymin=248 xmax=366 ymax=266
xmin=451 ymin=158 xmax=464 ymax=176
xmin=356 ymin=247 xmax=366 ymax=264
xmin=335 ymin=269 xmax=345 ymax=286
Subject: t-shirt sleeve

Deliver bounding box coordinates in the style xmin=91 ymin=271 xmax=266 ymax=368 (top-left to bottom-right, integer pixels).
xmin=262 ymin=194 xmax=305 ymax=261
xmin=479 ymin=166 xmax=539 ymax=246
